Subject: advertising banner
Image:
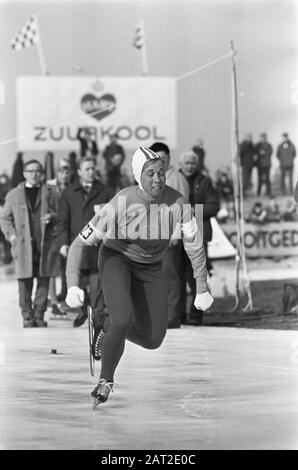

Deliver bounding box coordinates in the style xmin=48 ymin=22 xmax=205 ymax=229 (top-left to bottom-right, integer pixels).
xmin=222 ymin=221 xmax=298 ymax=258
xmin=16 ymin=76 xmax=177 ymax=151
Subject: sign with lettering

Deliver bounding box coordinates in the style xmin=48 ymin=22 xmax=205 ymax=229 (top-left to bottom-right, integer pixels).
xmin=222 ymin=221 xmax=298 ymax=258
xmin=16 ymin=76 xmax=177 ymax=151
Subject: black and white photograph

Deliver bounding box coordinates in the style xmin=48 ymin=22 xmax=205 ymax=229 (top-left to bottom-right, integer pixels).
xmin=0 ymin=0 xmax=297 ymax=452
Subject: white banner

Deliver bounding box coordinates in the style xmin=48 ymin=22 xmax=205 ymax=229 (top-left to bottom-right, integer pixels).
xmin=208 ymin=217 xmax=237 ymax=259
xmin=222 ymin=221 xmax=298 ymax=258
xmin=16 ymin=76 xmax=177 ymax=151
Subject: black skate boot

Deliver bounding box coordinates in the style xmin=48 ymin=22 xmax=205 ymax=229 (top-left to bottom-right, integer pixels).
xmin=91 ymin=328 xmax=106 ymax=361
xmin=91 ymin=379 xmax=113 ymax=409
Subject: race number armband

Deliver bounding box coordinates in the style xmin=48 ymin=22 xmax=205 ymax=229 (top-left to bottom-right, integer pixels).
xmin=79 ymin=222 xmax=100 ymax=246
xmin=181 ymin=217 xmax=197 ymax=240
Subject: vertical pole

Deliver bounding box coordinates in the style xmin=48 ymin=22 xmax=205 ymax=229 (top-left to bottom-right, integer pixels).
xmin=230 ymin=41 xmax=253 ymax=311
xmin=33 ymin=13 xmax=48 ymax=75
xmin=140 ymin=18 xmax=149 ymax=76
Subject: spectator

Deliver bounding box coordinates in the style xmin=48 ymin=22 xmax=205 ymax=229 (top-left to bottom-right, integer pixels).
xmin=277 ymin=133 xmax=296 ymax=195
xmin=104 ymin=152 xmax=130 ymax=193
xmin=215 ymin=170 xmax=234 ymax=202
xmin=265 ymin=196 xmax=281 ymax=222
xmin=283 ymin=199 xmax=297 ymax=221
xmin=255 ymin=133 xmax=273 ymax=196
xmin=44 ymin=151 xmax=55 ymax=181
xmin=47 ymin=159 xmax=73 ymax=313
xmin=58 ymin=156 xmax=114 ymax=330
xmin=0 ymin=160 xmax=59 ymax=327
xmin=150 ymin=142 xmax=189 ymax=198
xmin=240 ymin=133 xmax=255 ymax=194
xmin=77 ymin=127 xmax=99 ymax=160
xmin=247 ymin=201 xmax=267 ymax=224
xmin=0 ymin=173 xmax=12 ymax=264
xmin=102 ymin=132 xmax=126 ymax=188
xmin=11 ymin=152 xmax=25 ymax=188
xmin=68 ymin=151 xmax=79 ymax=183
xmin=179 ymin=150 xmax=219 ymax=325
xmin=192 ymin=138 xmax=207 ymax=174
xmin=149 ymin=142 xmax=189 ymax=329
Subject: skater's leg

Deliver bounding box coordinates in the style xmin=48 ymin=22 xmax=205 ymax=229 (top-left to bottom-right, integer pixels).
xmin=58 ymin=254 xmax=67 ymax=300
xmin=162 ymin=242 xmax=183 ymax=327
xmin=126 ymin=261 xmax=168 ymax=349
xmin=98 ymin=250 xmax=133 ymax=382
xmin=88 ymin=269 xmax=107 ymax=331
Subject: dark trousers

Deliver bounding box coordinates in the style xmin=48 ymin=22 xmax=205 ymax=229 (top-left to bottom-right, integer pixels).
xmin=257 ymin=167 xmax=271 ymax=196
xmin=59 ymin=254 xmax=67 ymax=299
xmin=281 ymin=167 xmax=293 ymax=195
xmin=98 ymin=247 xmax=168 ymax=382
xmin=18 ymin=275 xmax=50 ymax=320
xmin=162 ymin=241 xmax=183 ymax=324
xmin=80 ymin=268 xmax=107 ymax=330
xmin=242 ymin=164 xmax=254 ymax=193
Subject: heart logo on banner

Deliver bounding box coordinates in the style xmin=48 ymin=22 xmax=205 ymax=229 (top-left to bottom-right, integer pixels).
xmin=80 ymin=93 xmax=117 ymax=121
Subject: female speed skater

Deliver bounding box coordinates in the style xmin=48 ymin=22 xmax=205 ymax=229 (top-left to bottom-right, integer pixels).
xmin=65 ymin=146 xmax=213 ymax=408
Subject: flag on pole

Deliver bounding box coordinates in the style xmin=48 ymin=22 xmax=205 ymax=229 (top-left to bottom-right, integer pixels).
xmin=11 ymin=16 xmax=38 ymax=51
xmin=133 ymin=19 xmax=144 ymax=49
xmin=133 ymin=18 xmax=149 ymax=75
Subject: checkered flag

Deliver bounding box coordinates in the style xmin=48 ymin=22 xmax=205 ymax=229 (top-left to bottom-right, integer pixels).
xmin=133 ymin=19 xmax=144 ymax=49
xmin=11 ymin=16 xmax=38 ymax=51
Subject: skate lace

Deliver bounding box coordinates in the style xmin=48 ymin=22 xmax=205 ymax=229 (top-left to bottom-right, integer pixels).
xmin=94 ymin=329 xmax=105 ymax=357
xmin=98 ymin=379 xmax=113 ymax=397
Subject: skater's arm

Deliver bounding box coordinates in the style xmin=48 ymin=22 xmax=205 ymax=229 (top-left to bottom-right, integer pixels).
xmin=182 ymin=218 xmax=213 ymax=311
xmin=66 ymin=236 xmax=89 ymax=287
xmin=66 ymin=208 xmax=112 ymax=286
xmin=182 ymin=217 xmax=208 ymax=294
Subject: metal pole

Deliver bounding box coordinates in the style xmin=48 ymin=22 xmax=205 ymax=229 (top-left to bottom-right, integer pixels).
xmin=230 ymin=40 xmax=253 ymax=311
xmin=33 ymin=13 xmax=48 ymax=75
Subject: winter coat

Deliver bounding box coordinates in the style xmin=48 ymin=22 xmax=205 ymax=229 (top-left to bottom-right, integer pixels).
xmin=166 ymin=165 xmax=189 ymax=199
xmin=181 ymin=170 xmax=220 ymax=242
xmin=58 ymin=179 xmax=114 ymax=270
xmin=0 ymin=182 xmax=59 ymax=278
xmin=255 ymin=142 xmax=273 ymax=169
xmin=240 ymin=140 xmax=255 ymax=169
xmin=277 ymin=140 xmax=296 ymax=168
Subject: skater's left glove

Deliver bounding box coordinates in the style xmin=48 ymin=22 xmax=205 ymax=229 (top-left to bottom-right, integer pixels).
xmin=66 ymin=286 xmax=85 ymax=308
xmin=194 ymin=291 xmax=214 ymax=311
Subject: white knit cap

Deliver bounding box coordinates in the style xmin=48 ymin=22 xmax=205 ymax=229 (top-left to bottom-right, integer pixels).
xmin=131 ymin=146 xmax=161 ymax=191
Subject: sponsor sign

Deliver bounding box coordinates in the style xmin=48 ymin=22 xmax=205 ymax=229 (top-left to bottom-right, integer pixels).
xmin=222 ymin=221 xmax=298 ymax=258
xmin=16 ymin=76 xmax=177 ymax=151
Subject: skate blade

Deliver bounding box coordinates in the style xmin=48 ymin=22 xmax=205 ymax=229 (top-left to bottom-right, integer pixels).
xmin=92 ymin=398 xmax=101 ymax=410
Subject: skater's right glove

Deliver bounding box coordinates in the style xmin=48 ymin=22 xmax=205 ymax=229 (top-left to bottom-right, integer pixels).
xmin=66 ymin=286 xmax=85 ymax=308
xmin=194 ymin=291 xmax=214 ymax=311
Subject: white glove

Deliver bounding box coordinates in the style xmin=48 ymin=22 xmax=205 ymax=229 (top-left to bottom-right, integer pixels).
xmin=194 ymin=291 xmax=214 ymax=311
xmin=60 ymin=245 xmax=69 ymax=258
xmin=66 ymin=286 xmax=85 ymax=308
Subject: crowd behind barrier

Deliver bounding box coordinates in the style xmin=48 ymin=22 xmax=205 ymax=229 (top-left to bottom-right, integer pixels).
xmin=0 ymin=130 xmax=297 ymax=328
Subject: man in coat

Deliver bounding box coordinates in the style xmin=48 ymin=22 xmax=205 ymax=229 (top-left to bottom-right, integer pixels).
xmin=149 ymin=141 xmax=189 ymax=329
xmin=240 ymin=133 xmax=255 ymax=195
xmin=277 ymin=132 xmax=296 ymax=195
xmin=58 ymin=156 xmax=114 ymax=329
xmin=255 ymin=132 xmax=273 ymax=196
xmin=179 ymin=150 xmax=220 ymax=325
xmin=0 ymin=160 xmax=59 ymax=327
xmin=77 ymin=127 xmax=99 ymax=161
